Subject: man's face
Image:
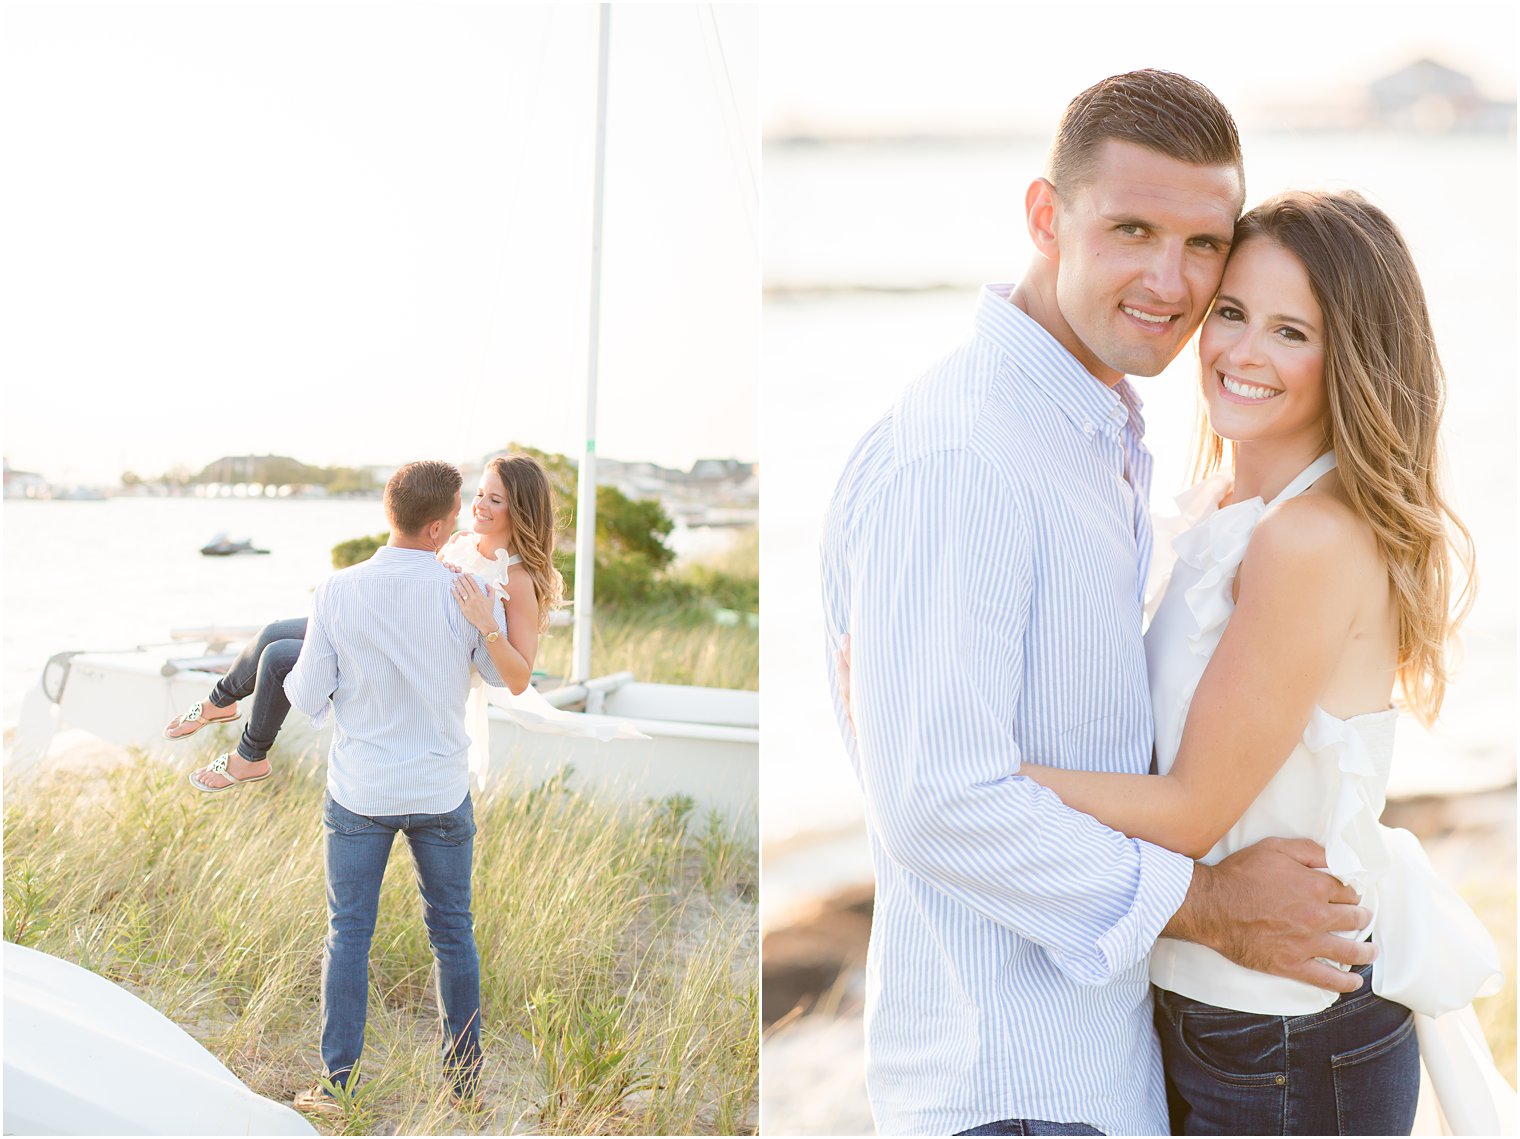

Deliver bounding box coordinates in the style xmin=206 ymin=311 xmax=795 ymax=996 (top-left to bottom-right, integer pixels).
xmin=1051 ymin=139 xmax=1242 ymax=383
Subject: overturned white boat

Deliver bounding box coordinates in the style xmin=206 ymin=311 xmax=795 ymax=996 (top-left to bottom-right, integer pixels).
xmin=3 ymin=941 xmax=316 ymax=1135
xmin=10 ymin=626 xmax=758 ymax=820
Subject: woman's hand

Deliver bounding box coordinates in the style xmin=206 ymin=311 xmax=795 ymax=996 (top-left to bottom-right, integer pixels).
xmin=452 ymin=574 xmax=498 ymax=633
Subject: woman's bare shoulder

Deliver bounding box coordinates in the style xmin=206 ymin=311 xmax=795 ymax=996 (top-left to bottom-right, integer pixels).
xmin=1247 ymin=491 xmax=1381 ymax=588
xmin=505 ymin=562 xmax=538 ymax=599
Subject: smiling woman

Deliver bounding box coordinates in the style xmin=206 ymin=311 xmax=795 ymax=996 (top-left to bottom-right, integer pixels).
xmin=1201 ymin=239 xmax=1328 ymax=441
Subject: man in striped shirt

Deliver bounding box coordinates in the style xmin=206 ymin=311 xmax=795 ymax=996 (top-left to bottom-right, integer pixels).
xmin=284 ymin=459 xmax=510 ymax=1117
xmin=821 ymin=71 xmax=1375 ymax=1136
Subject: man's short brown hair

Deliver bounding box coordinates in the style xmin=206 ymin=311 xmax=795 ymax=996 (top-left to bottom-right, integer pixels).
xmin=1048 ymin=69 xmax=1244 ymax=200
xmin=384 ymin=460 xmax=462 ymax=535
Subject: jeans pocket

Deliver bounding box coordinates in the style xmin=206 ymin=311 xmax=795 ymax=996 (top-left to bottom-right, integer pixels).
xmin=1173 ymin=1007 xmax=1288 ymax=1088
xmin=1330 ymin=1005 xmax=1419 ymax=1135
xmin=323 ymin=796 xmax=376 ymax=835
xmin=437 ymin=795 xmax=477 ymax=846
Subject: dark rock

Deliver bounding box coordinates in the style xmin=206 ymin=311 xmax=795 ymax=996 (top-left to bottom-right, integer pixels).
xmin=762 ymin=883 xmax=873 ymax=1026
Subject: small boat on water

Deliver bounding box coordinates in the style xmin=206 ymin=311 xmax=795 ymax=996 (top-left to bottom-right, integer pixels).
xmin=3 ymin=941 xmax=316 ymax=1135
xmin=11 ymin=626 xmax=758 ymax=820
xmin=199 ymin=533 xmax=271 ymax=556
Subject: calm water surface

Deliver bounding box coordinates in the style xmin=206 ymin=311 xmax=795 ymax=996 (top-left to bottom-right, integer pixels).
xmin=1 ymin=497 xmax=729 ymax=729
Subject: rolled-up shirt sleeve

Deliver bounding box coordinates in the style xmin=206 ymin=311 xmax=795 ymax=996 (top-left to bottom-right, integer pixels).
xmin=284 ymin=584 xmax=339 ymax=727
xmin=828 ymin=448 xmax=1193 ymax=984
xmin=467 ymin=573 xmax=511 ymax=688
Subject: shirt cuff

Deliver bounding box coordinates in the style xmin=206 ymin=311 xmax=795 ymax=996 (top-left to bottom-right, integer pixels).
xmin=1090 ymin=840 xmax=1195 ymax=981
xmin=282 ymin=674 xmax=332 ymax=727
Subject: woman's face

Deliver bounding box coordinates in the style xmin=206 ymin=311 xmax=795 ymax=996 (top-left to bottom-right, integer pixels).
xmin=1199 ymin=238 xmax=1328 ymax=451
xmin=471 ymin=468 xmax=513 ymax=546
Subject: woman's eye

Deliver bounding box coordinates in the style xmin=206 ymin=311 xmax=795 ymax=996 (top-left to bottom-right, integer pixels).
xmin=1213 ymin=306 xmax=1243 ymax=321
xmin=1277 ymin=326 xmax=1307 ymax=342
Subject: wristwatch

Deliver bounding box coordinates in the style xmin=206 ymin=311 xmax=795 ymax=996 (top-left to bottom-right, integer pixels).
xmin=484 ymin=630 xmax=501 ymax=644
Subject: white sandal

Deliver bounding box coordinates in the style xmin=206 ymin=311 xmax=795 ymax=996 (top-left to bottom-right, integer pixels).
xmin=163 ymin=700 xmax=241 ymax=741
xmin=188 ymin=752 xmax=270 ymax=793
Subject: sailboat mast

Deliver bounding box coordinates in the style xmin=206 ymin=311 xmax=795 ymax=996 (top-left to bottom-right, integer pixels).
xmin=571 ymin=2 xmax=611 ymax=684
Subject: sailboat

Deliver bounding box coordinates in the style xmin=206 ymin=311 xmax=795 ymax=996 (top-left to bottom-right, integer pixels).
xmin=9 ymin=5 xmax=757 ymax=820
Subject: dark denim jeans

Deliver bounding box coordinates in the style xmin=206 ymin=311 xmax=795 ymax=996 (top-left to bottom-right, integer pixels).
xmin=208 ymin=617 xmax=306 ymax=762
xmin=320 ymin=792 xmax=482 ymax=1095
xmin=956 ymin=1121 xmax=1102 ymax=1135
xmin=1153 ymin=965 xmax=1419 ymax=1135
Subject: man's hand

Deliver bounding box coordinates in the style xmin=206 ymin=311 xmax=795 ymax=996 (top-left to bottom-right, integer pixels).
xmin=1163 ymin=837 xmax=1376 ymax=992
xmin=837 ymin=634 xmax=855 ymax=737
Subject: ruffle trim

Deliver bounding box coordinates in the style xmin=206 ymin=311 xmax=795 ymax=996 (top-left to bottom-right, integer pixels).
xmin=1300 ymin=706 xmax=1502 ymax=1017
xmin=440 ymin=534 xmax=511 ymax=600
xmin=1146 ymin=473 xmax=1228 ymax=625
xmin=1172 ymin=492 xmax=1264 ymax=660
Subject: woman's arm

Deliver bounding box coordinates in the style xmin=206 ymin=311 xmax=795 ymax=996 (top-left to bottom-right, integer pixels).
xmin=1020 ymin=497 xmax=1366 ymax=858
xmin=455 ymin=567 xmax=539 ymax=694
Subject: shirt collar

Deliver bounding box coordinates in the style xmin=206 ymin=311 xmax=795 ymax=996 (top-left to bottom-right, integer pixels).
xmin=974 ymin=283 xmax=1141 ymax=441
xmin=372 ymin=544 xmax=440 ymax=562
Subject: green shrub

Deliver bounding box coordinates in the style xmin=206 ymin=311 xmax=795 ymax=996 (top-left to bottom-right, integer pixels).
xmin=332 ymin=531 xmax=388 ymax=569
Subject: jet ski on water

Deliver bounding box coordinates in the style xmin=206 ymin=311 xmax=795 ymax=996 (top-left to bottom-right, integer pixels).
xmin=199 ymin=532 xmax=270 ymax=556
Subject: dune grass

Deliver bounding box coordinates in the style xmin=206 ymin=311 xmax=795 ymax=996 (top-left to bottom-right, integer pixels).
xmin=4 ymin=751 xmax=758 ymax=1135
xmin=535 ymin=614 xmax=757 ymax=693
xmin=536 ymin=531 xmax=759 ymax=692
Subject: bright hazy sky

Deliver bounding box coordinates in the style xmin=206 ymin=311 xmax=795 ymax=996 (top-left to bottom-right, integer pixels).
xmin=762 ymin=3 xmax=1516 ymax=135
xmin=2 ymin=3 xmax=758 ymax=486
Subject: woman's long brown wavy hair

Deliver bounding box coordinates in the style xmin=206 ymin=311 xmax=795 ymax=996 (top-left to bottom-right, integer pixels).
xmin=488 ymin=452 xmax=564 ymax=632
xmin=1189 ymin=189 xmax=1474 ymax=725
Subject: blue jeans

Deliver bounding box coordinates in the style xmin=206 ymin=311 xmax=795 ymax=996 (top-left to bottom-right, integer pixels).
xmin=1153 ymin=965 xmax=1419 ymax=1135
xmin=208 ymin=617 xmax=306 ymax=762
xmin=320 ymin=792 xmax=482 ymax=1095
xmin=956 ymin=1121 xmax=1102 ymax=1135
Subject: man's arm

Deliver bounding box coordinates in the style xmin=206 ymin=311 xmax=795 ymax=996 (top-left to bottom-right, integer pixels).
xmin=833 ymin=449 xmax=1194 ymax=986
xmin=283 ymin=585 xmax=339 ymax=725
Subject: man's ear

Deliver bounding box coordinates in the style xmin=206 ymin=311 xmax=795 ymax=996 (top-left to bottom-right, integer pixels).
xmin=1025 ymin=177 xmax=1060 ymax=263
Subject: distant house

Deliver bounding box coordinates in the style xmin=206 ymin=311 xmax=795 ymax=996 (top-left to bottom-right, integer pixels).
xmin=1369 ymin=59 xmax=1516 ymax=133
xmin=690 ymin=458 xmax=754 ymax=482
xmin=2 ymin=458 xmax=47 ymax=499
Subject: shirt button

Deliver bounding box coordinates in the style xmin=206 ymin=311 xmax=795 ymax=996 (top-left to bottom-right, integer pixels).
xmin=1110 ymin=405 xmax=1126 ymax=422
xmin=1082 ymin=420 xmax=1094 ymax=434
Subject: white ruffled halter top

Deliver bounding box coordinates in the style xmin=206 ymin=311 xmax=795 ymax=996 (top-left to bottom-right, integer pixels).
xmin=1145 ymin=452 xmax=1500 ymax=1018
xmin=440 ymin=532 xmax=520 ymax=599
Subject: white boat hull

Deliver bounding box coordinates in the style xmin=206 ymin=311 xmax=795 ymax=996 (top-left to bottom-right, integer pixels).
xmin=485 ymin=680 xmax=757 ymax=817
xmin=11 ymin=647 xmax=757 ymax=821
xmin=3 ymin=942 xmax=316 ymax=1136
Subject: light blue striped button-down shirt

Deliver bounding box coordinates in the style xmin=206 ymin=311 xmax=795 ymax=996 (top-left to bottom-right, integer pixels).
xmin=284 ymin=545 xmax=508 ymax=816
xmin=820 ymin=284 xmax=1196 ymax=1137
